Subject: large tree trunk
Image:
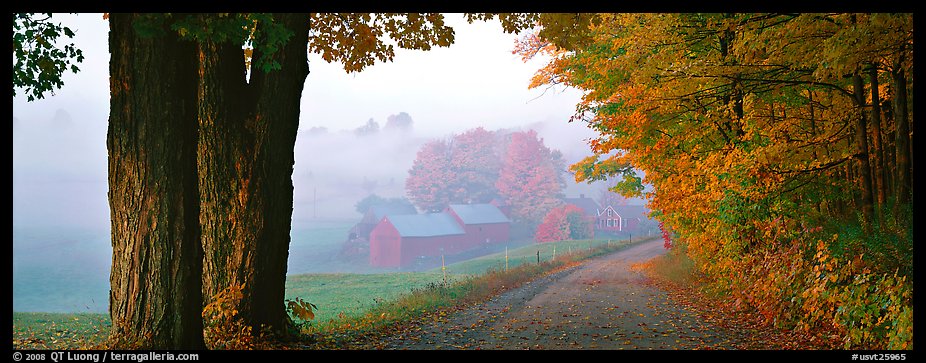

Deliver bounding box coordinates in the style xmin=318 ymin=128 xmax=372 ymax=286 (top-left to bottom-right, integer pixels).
xmin=107 ymin=14 xmax=204 ymax=349
xmin=867 ymin=63 xmax=886 ymax=210
xmin=852 ymin=72 xmax=875 ymax=224
xmin=198 ymin=13 xmax=311 ymax=336
xmin=892 ymin=56 xmax=911 ymax=207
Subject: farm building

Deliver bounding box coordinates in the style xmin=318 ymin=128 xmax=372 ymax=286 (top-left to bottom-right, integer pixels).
xmin=348 ymin=203 xmax=418 ymax=241
xmin=596 ymin=204 xmax=650 ymax=232
xmin=369 ymin=203 xmax=510 ymax=267
xmin=564 ymin=195 xmax=652 ymax=233
xmin=489 ymin=198 xmax=511 ymax=218
xmin=446 ymin=204 xmax=510 ymax=245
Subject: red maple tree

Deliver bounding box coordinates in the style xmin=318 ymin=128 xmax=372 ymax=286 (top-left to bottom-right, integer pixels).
xmin=448 ymin=127 xmax=501 ymax=203
xmin=496 ymin=130 xmax=563 ymax=225
xmin=535 ymin=204 xmax=594 ymax=243
xmin=405 ymin=139 xmax=455 ymax=212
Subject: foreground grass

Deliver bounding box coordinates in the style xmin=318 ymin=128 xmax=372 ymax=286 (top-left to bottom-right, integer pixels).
xmin=633 ymin=243 xmax=850 ymax=349
xmin=632 ymin=241 xmax=702 ymax=288
xmin=284 ymin=272 xmax=446 ymax=323
xmin=12 ymin=313 xmax=110 ymax=349
xmin=13 ymin=236 xmax=654 ymax=350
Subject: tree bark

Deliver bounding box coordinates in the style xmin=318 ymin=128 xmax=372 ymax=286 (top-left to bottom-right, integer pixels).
xmin=867 ymin=63 xmax=886 ymax=210
xmin=198 ymin=13 xmax=311 ymax=336
xmin=852 ymin=72 xmax=875 ymax=224
xmin=892 ymin=57 xmax=911 ymax=207
xmin=107 ymin=14 xmax=204 ymax=349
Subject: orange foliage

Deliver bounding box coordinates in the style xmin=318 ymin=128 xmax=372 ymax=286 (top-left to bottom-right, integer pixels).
xmin=524 ymin=13 xmax=913 ymax=349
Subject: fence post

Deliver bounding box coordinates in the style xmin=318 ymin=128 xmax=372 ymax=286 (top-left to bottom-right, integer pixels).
xmin=441 ymin=255 xmax=446 ymax=284
xmin=537 ymin=250 xmax=540 ymax=264
xmin=553 ymin=245 xmax=556 ymax=261
xmin=505 ymin=246 xmax=509 ymax=272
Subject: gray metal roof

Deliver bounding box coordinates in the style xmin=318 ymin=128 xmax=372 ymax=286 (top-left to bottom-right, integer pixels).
xmin=386 ymin=212 xmax=466 ymax=237
xmin=447 ymin=204 xmax=510 ymax=225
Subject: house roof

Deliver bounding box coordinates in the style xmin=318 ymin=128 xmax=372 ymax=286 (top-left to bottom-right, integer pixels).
xmin=600 ymin=205 xmax=649 ymax=219
xmin=604 ymin=204 xmax=651 ymax=219
xmin=447 ymin=204 xmax=510 ymax=225
xmin=564 ymin=197 xmax=600 ymax=217
xmin=386 ymin=212 xmax=466 ymax=237
xmin=368 ymin=204 xmax=417 ymax=221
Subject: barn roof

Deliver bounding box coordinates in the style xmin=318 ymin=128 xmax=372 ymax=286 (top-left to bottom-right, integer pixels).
xmin=368 ymin=204 xmax=417 ymax=221
xmin=386 ymin=212 xmax=466 ymax=237
xmin=447 ymin=204 xmax=510 ymax=225
xmin=564 ymin=197 xmax=600 ymax=217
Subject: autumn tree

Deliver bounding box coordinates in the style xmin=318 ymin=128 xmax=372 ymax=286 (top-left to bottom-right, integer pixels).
xmin=406 ymin=127 xmax=502 ymax=211
xmin=15 ymin=12 xmax=460 ymax=348
xmin=188 ymin=12 xmax=457 ymax=347
xmin=448 ymin=127 xmax=502 ymax=203
xmin=496 ymin=130 xmax=564 ymax=226
xmin=106 ymin=14 xmax=204 ymax=349
xmin=535 ymin=204 xmax=593 ymax=242
xmin=598 ymin=184 xmax=630 ymax=208
xmin=521 ymin=13 xmax=913 ymax=349
xmin=405 ymin=139 xmax=456 ymax=212
xmin=534 ymin=205 xmax=570 ymax=243
xmin=405 ymin=126 xmax=566 ymax=224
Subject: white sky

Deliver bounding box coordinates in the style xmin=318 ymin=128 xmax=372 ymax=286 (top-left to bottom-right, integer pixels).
xmin=10 ymin=13 xmax=586 ymax=135
xmin=300 ymin=14 xmax=585 ymax=137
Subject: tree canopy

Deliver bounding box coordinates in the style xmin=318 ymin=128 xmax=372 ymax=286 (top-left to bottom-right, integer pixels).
xmin=523 ymin=12 xmax=913 ymax=349
xmin=12 ymin=13 xmax=84 ymax=101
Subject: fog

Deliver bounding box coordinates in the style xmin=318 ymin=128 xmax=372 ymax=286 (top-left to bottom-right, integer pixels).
xmin=291 ymin=113 xmax=604 ymax=222
xmin=12 ymin=13 xmax=610 ymax=312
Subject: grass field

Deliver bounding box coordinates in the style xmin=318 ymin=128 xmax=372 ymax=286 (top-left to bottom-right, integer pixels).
xmin=284 ymin=272 xmax=447 ymax=323
xmin=441 ymin=238 xmax=632 ymax=275
xmin=13 ymin=235 xmax=654 ymax=349
xmin=12 ymin=312 xmax=111 ymax=349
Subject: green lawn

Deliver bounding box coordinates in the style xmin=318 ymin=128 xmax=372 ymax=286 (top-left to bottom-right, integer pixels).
xmin=12 ymin=312 xmax=111 ymax=349
xmin=440 ymin=238 xmax=634 ymax=275
xmin=13 ymin=235 xmax=654 ymax=349
xmin=284 ymin=272 xmax=447 ymax=323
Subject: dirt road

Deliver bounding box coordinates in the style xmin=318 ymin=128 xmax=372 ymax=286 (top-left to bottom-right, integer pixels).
xmin=380 ymin=238 xmax=747 ymax=350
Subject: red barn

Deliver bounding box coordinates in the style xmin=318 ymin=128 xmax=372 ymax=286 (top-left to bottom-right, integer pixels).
xmin=369 ymin=212 xmax=467 ymax=267
xmin=446 ymin=204 xmax=510 ymax=246
xmin=348 ymin=203 xmax=418 ymax=240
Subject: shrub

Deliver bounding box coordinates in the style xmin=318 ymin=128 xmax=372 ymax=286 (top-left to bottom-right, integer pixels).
xmin=535 ymin=204 xmax=594 ymax=242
